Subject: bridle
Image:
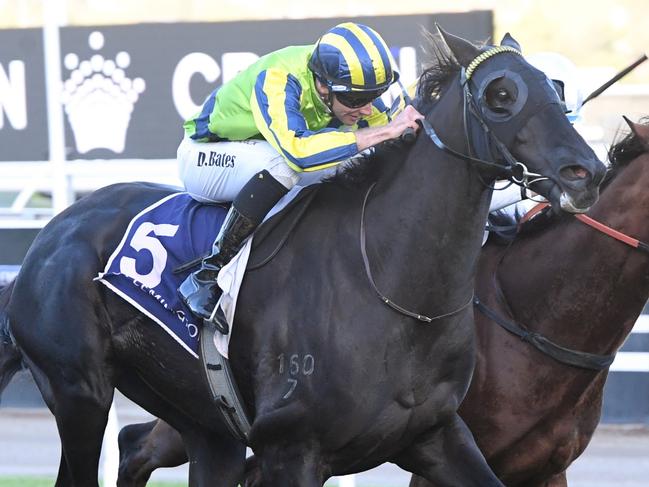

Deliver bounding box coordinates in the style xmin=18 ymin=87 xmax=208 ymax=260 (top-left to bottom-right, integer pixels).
xmin=522 ymin=202 xmax=649 ymax=254
xmin=418 ymin=46 xmax=549 ymax=190
xmin=364 ymin=46 xmax=553 ymax=323
xmin=476 ymin=202 xmax=649 ymax=371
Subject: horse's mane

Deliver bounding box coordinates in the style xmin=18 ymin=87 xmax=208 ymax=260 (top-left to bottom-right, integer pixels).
xmin=604 ymin=116 xmax=649 ymax=187
xmin=325 ymin=34 xmax=461 ymax=189
xmin=488 ymin=117 xmax=649 ymax=245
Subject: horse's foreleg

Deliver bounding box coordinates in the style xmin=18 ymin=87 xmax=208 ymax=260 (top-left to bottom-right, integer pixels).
xmin=258 ymin=446 xmax=324 ymax=487
xmin=117 ymin=419 xmax=188 ymax=487
xmin=541 ymin=472 xmax=568 ymax=487
xmin=183 ymin=430 xmax=246 ymax=487
xmin=408 ymin=474 xmax=436 ymax=487
xmin=395 ymin=412 xmax=504 ymax=487
xmin=242 ymin=456 xmax=263 ymax=487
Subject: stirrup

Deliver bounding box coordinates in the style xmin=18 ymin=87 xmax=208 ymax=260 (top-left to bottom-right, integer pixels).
xmin=208 ymin=307 xmax=230 ymax=335
xmin=211 ymin=307 xmax=230 ymax=335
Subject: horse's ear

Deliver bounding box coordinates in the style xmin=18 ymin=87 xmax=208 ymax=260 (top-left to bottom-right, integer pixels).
xmin=500 ymin=33 xmax=522 ymax=52
xmin=436 ymin=24 xmax=481 ymax=68
xmin=624 ymin=116 xmax=649 ymax=147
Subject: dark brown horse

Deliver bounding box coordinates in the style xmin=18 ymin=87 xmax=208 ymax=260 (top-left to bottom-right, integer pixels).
xmin=412 ymin=116 xmax=649 ymax=486
xmin=114 ymin=118 xmax=649 ymax=487
xmin=0 ymin=30 xmax=603 ymax=487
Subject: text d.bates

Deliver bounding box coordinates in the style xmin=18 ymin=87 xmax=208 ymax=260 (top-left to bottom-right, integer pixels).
xmin=197 ymin=151 xmax=236 ymax=167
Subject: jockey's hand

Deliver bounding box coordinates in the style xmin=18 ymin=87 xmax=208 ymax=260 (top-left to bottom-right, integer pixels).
xmin=388 ymin=105 xmax=425 ymax=140
xmin=355 ymin=105 xmax=424 ymax=152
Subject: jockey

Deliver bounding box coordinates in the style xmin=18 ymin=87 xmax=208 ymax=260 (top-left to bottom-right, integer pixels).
xmin=526 ymin=51 xmax=584 ymax=123
xmin=177 ymin=22 xmax=424 ymax=324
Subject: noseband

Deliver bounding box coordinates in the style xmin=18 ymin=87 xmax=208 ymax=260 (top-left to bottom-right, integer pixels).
xmin=419 ymin=46 xmax=548 ymax=190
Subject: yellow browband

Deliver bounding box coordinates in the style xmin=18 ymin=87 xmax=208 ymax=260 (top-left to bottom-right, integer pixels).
xmin=465 ymin=46 xmax=522 ymax=81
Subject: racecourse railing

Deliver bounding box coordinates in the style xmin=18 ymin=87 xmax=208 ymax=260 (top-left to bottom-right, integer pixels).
xmin=0 ymin=158 xmax=180 ymax=228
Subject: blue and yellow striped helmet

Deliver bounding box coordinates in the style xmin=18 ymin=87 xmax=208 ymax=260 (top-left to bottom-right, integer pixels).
xmin=308 ymin=22 xmax=399 ymax=94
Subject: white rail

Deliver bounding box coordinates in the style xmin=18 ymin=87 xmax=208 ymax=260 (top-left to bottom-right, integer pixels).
xmin=0 ymin=158 xmax=180 ymax=228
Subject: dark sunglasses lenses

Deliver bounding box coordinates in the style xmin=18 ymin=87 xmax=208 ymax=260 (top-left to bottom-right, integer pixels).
xmin=335 ymin=90 xmax=385 ymax=108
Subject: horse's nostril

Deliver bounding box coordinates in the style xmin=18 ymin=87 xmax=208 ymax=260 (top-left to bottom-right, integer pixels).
xmin=560 ymin=166 xmax=589 ymax=181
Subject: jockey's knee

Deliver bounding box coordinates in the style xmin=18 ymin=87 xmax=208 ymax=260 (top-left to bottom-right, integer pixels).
xmin=267 ymin=157 xmax=299 ymax=190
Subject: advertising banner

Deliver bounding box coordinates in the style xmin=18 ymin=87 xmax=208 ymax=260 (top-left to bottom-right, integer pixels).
xmin=0 ymin=12 xmax=492 ymax=161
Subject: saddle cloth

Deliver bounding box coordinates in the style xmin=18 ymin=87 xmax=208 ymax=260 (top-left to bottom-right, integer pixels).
xmin=96 ymin=185 xmax=311 ymax=359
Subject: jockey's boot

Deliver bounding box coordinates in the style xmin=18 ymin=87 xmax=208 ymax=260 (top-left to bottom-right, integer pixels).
xmin=178 ymin=170 xmax=289 ymax=333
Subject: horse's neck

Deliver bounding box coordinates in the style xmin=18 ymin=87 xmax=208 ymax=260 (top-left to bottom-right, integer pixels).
xmin=366 ymin=113 xmax=495 ymax=319
xmin=498 ymin=152 xmax=649 ymax=354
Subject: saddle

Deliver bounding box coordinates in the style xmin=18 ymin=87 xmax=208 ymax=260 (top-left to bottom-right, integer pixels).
xmin=248 ymin=184 xmax=320 ymax=269
xmin=173 ymin=184 xmax=320 ymax=275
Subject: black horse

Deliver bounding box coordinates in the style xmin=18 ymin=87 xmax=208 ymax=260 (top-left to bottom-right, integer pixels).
xmin=115 ymin=119 xmax=649 ymax=487
xmin=0 ymin=29 xmax=604 ymax=487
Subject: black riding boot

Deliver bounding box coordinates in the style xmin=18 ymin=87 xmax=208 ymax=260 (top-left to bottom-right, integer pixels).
xmin=178 ymin=170 xmax=289 ymax=333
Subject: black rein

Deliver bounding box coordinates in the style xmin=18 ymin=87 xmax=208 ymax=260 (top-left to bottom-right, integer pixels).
xmin=473 ymin=296 xmax=615 ymax=371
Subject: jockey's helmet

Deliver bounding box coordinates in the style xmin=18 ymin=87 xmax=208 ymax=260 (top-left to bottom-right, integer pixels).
xmin=526 ymin=52 xmax=584 ymax=123
xmin=309 ymin=22 xmax=399 ymax=108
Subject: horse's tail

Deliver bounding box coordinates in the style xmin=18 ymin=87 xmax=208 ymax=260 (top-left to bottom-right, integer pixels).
xmin=0 ymin=280 xmax=24 ymax=401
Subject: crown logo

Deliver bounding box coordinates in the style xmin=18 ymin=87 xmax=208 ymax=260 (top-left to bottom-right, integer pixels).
xmin=61 ymin=31 xmax=146 ymax=154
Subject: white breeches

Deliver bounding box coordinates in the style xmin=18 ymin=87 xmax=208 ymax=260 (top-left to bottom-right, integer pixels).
xmin=177 ymin=137 xmax=302 ymax=203
xmin=482 ymin=181 xmax=529 ymax=246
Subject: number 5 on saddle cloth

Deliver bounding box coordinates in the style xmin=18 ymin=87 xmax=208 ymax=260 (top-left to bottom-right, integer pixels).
xmin=96 ymin=186 xmax=318 ymax=440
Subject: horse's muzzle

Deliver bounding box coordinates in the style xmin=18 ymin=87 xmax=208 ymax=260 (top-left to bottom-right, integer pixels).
xmin=533 ymin=160 xmax=604 ymax=214
xmin=559 ymin=191 xmax=593 ymax=213
xmin=556 ymin=158 xmax=606 ymax=213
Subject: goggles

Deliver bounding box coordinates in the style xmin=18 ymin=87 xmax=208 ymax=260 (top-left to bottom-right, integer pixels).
xmin=334 ymin=88 xmax=386 ymax=108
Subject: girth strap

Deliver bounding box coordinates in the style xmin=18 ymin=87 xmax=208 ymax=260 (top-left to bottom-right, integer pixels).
xmin=200 ymin=320 xmax=251 ymax=442
xmin=473 ymin=296 xmax=615 ymax=371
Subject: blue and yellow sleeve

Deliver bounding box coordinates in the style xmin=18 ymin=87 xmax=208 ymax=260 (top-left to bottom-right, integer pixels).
xmin=251 ymin=68 xmax=360 ymax=172
xmin=389 ymin=80 xmax=418 ymax=117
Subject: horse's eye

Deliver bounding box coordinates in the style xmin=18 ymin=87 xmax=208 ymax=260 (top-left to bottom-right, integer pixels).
xmin=486 ymin=87 xmax=513 ymax=105
xmin=485 ymin=81 xmax=517 ymax=114
xmin=495 ymin=89 xmax=510 ymax=102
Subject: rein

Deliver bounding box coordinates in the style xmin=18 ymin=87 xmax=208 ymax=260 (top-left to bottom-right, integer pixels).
xmin=522 ymin=202 xmax=649 ymax=253
xmin=473 ymin=297 xmax=614 ymax=370
xmin=360 ymin=182 xmax=474 ymax=323
xmin=362 ymin=46 xmax=545 ymax=322
xmin=479 ymin=202 xmax=649 ymax=371
xmin=420 ymin=119 xmax=544 ymax=187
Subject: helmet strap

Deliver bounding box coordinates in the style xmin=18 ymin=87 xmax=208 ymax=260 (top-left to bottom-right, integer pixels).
xmin=325 ymin=90 xmax=335 ymax=113
xmin=313 ymin=74 xmax=334 ymax=114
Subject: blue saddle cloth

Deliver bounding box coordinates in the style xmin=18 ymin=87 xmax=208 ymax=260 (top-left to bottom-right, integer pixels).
xmin=97 ymin=192 xmax=228 ymax=358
